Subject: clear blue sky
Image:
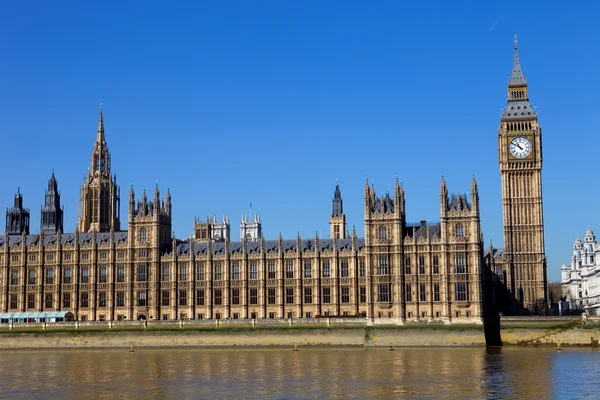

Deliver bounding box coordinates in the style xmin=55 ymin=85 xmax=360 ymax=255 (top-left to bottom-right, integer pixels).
xmin=1 ymin=1 xmax=598 ymax=282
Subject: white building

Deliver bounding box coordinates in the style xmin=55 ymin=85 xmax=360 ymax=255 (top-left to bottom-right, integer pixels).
xmin=561 ymin=227 xmax=600 ymax=314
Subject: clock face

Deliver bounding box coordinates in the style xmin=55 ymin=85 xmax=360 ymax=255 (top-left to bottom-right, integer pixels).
xmin=509 ymin=137 xmax=532 ymax=159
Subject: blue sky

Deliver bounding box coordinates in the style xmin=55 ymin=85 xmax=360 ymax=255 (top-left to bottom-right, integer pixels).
xmin=1 ymin=1 xmax=598 ymax=282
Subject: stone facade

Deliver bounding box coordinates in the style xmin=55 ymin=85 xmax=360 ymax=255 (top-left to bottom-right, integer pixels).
xmin=561 ymin=228 xmax=600 ymax=313
xmin=0 ymin=107 xmax=485 ymax=323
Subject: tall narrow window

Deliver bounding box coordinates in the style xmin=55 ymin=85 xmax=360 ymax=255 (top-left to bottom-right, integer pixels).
xmin=63 ymin=293 xmax=71 ymax=308
xmin=268 ymin=262 xmax=276 ymax=279
xmin=419 ymin=283 xmax=426 ymax=302
xmin=378 ymin=255 xmax=389 ymax=276
xmin=405 ymin=257 xmax=411 ymax=275
xmin=140 ymin=228 xmax=147 ymax=243
xmin=27 ymin=293 xmax=36 ymax=309
xmin=322 ymin=287 xmax=331 ymax=304
xmin=161 ymin=290 xmax=170 ymax=306
xmin=117 ymin=266 xmax=125 ymax=282
xmin=63 ymin=268 xmax=72 ymax=284
xmin=456 ymin=224 xmax=465 ymax=238
xmin=137 ymin=291 xmax=147 ymax=307
xmin=419 ymin=256 xmax=425 ymax=275
xmin=250 ymin=262 xmax=258 ymax=280
xmin=433 ymin=256 xmax=439 ymax=274
xmin=304 ymin=261 xmax=312 ymax=279
xmin=46 ymin=268 xmax=54 ymax=285
xmin=80 ymin=292 xmax=89 ymax=308
xmin=341 ymin=286 xmax=350 ymax=303
xmin=179 ymin=263 xmax=188 ymax=281
xmin=434 ymin=283 xmax=440 ymax=301
xmin=232 ymin=263 xmax=240 ymax=280
xmin=455 ymin=282 xmax=468 ymax=301
xmin=99 ymin=292 xmax=107 ymax=307
xmin=81 ymin=267 xmax=89 ymax=284
xmin=405 ymin=284 xmax=412 ymax=302
xmin=214 ymin=263 xmax=222 ymax=280
xmin=197 ymin=262 xmax=205 ymax=281
xmin=179 ymin=290 xmax=187 ymax=306
xmin=214 ymin=289 xmax=222 ymax=305
xmin=286 ymin=288 xmax=294 ymax=304
xmin=268 ymin=287 xmax=276 ymax=304
xmin=10 ymin=294 xmax=18 ymax=309
xmin=359 ymin=260 xmax=365 ymax=278
xmin=117 ymin=291 xmax=125 ymax=307
xmin=28 ymin=269 xmax=37 ymax=285
xmin=250 ymin=288 xmax=258 ymax=304
xmin=99 ymin=267 xmax=107 ymax=283
xmin=304 ymin=287 xmax=312 ymax=304
xmin=197 ymin=289 xmax=205 ymax=306
xmin=359 ymin=286 xmax=366 ymax=303
xmin=322 ymin=260 xmax=331 ymax=278
xmin=45 ymin=293 xmax=53 ymax=309
xmin=231 ymin=289 xmax=240 ymax=305
xmin=341 ymin=260 xmax=349 ymax=278
xmin=137 ymin=265 xmax=147 ymax=282
xmin=162 ymin=265 xmax=170 ymax=282
xmin=454 ymin=253 xmax=467 ymax=274
xmin=378 ymin=284 xmax=390 ymax=302
xmin=286 ymin=261 xmax=294 ymax=279
xmin=379 ymin=226 xmax=387 ymax=239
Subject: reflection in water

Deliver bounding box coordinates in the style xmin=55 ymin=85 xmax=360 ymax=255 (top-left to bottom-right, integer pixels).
xmin=1 ymin=347 xmax=599 ymax=399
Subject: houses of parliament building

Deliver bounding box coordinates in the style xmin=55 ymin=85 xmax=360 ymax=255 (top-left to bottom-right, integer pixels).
xmin=0 ymin=39 xmax=547 ymax=322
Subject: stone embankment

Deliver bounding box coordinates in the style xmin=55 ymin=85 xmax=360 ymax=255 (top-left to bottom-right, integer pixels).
xmin=0 ymin=316 xmax=597 ymax=349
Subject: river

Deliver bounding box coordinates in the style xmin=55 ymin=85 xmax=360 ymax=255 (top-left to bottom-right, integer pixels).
xmin=0 ymin=347 xmax=598 ymax=399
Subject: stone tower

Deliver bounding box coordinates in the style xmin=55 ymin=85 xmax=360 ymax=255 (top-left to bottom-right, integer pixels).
xmin=363 ymin=177 xmax=405 ymax=320
xmin=128 ymin=184 xmax=172 ymax=251
xmin=5 ymin=188 xmax=30 ymax=236
xmin=194 ymin=214 xmax=230 ymax=242
xmin=329 ymin=182 xmax=347 ymax=239
xmin=41 ymin=171 xmax=64 ymax=234
xmin=439 ymin=175 xmax=484 ymax=318
xmin=240 ymin=209 xmax=261 ymax=241
xmin=498 ymin=37 xmax=547 ymax=314
xmin=77 ymin=105 xmax=121 ymax=233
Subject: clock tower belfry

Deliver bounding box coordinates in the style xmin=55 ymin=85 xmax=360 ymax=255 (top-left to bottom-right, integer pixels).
xmin=498 ymin=37 xmax=547 ymax=314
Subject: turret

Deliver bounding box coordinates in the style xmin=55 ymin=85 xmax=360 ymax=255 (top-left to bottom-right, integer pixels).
xmin=5 ymin=188 xmax=30 ymax=236
xmin=41 ymin=171 xmax=64 ymax=234
xmin=329 ymin=181 xmax=347 ymax=239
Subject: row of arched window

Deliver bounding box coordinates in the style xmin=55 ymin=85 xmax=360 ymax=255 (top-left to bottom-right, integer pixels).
xmin=507 ymin=121 xmax=533 ymax=131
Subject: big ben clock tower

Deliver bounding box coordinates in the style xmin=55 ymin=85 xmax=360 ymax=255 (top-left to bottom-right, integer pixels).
xmin=498 ymin=37 xmax=548 ymax=314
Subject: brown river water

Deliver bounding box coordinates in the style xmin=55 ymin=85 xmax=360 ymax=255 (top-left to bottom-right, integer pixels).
xmin=0 ymin=347 xmax=598 ymax=399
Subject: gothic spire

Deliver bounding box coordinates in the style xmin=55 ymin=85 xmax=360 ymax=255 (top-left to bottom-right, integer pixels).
xmin=501 ymin=37 xmax=536 ymax=122
xmin=332 ymin=181 xmax=343 ymax=217
xmin=509 ymin=36 xmax=527 ymax=87
xmin=471 ymin=171 xmax=478 ymax=195
xmin=97 ymin=104 xmax=105 ymax=143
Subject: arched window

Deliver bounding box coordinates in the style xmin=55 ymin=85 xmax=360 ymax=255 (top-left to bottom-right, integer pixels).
xmin=589 ymin=245 xmax=593 ymax=253
xmin=455 ymin=224 xmax=464 ymax=238
xmin=140 ymin=228 xmax=147 ymax=243
xmin=577 ymin=251 xmax=581 ymax=258
xmin=379 ymin=226 xmax=387 ymax=239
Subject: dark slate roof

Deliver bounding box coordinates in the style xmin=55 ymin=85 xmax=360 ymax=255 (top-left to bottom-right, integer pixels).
xmin=501 ymin=101 xmax=536 ymax=122
xmin=509 ymin=40 xmax=526 ymax=87
xmin=448 ymin=194 xmax=471 ymax=211
xmin=483 ymin=247 xmax=505 ymax=258
xmin=406 ymin=222 xmax=441 ymax=239
xmin=1 ymin=232 xmax=129 ymax=248
xmin=372 ymin=194 xmax=394 ymax=213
